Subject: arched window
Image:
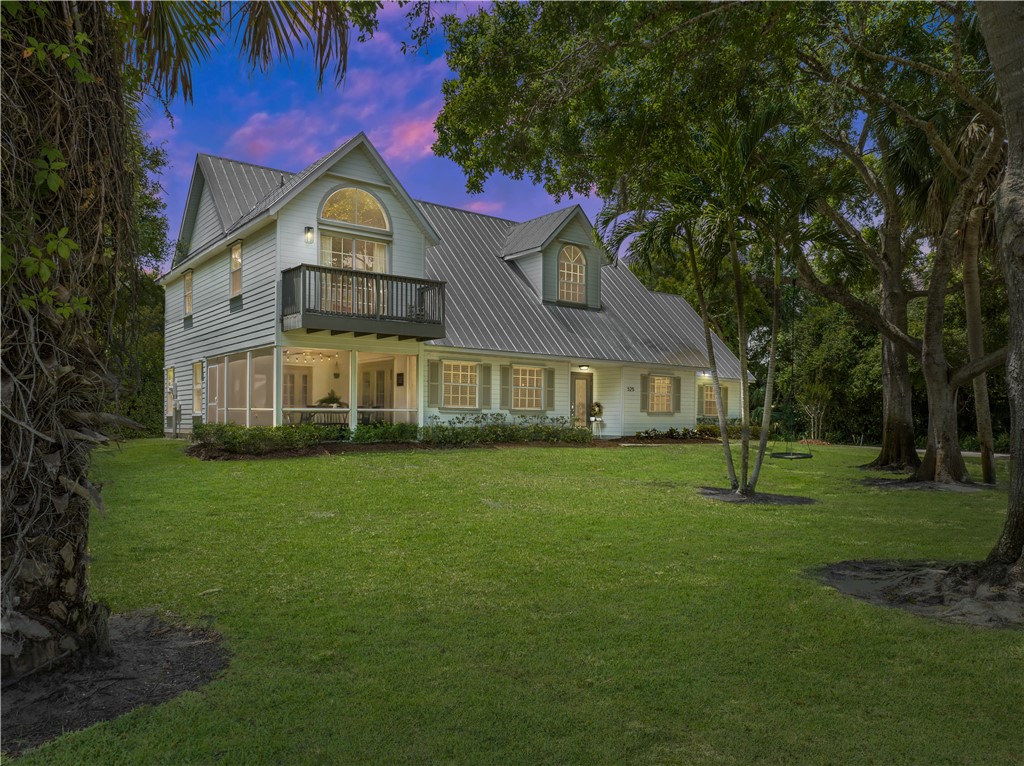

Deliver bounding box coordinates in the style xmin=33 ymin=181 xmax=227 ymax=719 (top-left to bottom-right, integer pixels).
xmin=321 ymin=187 xmax=389 ymax=230
xmin=558 ymin=245 xmax=586 ymax=304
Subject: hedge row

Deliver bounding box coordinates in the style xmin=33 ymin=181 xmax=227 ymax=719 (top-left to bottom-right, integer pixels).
xmin=634 ymin=424 xmax=762 ymax=441
xmin=419 ymin=413 xmax=591 ymax=447
xmin=191 ymin=415 xmax=590 ymax=455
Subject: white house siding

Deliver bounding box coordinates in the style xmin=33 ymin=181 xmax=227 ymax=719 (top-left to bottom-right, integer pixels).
xmin=189 ymin=182 xmax=223 ymax=253
xmin=618 ymin=367 xmax=703 ymax=435
xmin=164 ymin=222 xmax=279 ymax=426
xmin=277 ymin=144 xmax=427 ymax=278
xmin=592 ymin=365 xmax=622 ymax=438
xmin=514 ymin=253 xmax=543 ymax=298
xmin=421 ymin=348 xmax=573 ymax=425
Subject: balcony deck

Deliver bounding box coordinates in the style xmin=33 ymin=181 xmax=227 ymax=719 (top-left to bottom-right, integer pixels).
xmin=281 ymin=264 xmax=446 ymax=340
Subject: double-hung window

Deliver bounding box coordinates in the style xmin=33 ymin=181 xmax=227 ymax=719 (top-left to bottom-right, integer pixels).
xmin=512 ymin=366 xmax=543 ymax=410
xmin=165 ymin=368 xmax=175 ymax=416
xmin=648 ymin=375 xmax=673 ymax=414
xmin=443 ymin=361 xmax=478 ymax=409
xmin=703 ymin=385 xmax=718 ymax=417
xmin=192 ymin=362 xmax=203 ymax=415
xmin=229 ymin=241 xmax=242 ymax=297
xmin=183 ymin=270 xmax=193 ymax=315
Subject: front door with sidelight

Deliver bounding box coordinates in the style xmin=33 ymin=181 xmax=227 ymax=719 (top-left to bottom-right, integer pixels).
xmin=570 ymin=372 xmax=593 ymax=429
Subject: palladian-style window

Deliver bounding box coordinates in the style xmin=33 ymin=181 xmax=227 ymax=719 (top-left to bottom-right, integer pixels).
xmin=321 ymin=187 xmax=388 ymax=230
xmin=558 ymin=245 xmax=586 ymax=304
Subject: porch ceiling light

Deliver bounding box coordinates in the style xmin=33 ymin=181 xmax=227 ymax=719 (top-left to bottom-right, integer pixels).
xmin=304 ymin=226 xmax=314 ymax=244
xmin=579 ymin=364 xmax=590 ymax=371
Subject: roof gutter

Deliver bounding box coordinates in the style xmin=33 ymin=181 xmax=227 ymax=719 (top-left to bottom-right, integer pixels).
xmin=157 ymin=212 xmax=278 ymax=285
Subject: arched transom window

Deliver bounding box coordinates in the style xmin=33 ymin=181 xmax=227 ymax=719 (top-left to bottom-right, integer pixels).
xmin=558 ymin=245 xmax=586 ymax=304
xmin=321 ymin=187 xmax=389 ymax=230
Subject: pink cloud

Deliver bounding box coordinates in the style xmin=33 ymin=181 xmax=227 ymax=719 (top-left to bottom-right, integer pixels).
xmin=370 ymin=112 xmax=438 ymax=163
xmin=226 ymin=110 xmax=338 ymax=165
xmin=465 ymin=199 xmax=505 ymax=215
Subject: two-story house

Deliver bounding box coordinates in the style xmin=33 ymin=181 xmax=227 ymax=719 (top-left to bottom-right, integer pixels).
xmin=160 ymin=133 xmax=744 ymax=438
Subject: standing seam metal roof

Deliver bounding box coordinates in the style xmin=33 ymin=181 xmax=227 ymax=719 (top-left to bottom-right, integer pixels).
xmin=418 ymin=202 xmax=744 ymax=378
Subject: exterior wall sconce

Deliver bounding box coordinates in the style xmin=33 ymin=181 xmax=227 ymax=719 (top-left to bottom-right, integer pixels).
xmin=304 ymin=226 xmax=314 ymax=244
xmin=579 ymin=364 xmax=590 ymax=371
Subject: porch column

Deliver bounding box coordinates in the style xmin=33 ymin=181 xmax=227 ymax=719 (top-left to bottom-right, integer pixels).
xmin=273 ymin=345 xmax=283 ymax=426
xmin=348 ymin=349 xmax=358 ymax=430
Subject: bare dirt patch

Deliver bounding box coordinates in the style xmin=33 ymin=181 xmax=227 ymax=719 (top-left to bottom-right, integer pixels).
xmin=859 ymin=477 xmax=987 ymax=493
xmin=1 ymin=611 xmax=228 ymax=757
xmin=698 ymin=486 xmax=816 ymax=505
xmin=814 ymin=560 xmax=1024 ymax=629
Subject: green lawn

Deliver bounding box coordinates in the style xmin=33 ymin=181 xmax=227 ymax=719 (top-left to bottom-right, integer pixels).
xmin=22 ymin=440 xmax=1020 ymax=765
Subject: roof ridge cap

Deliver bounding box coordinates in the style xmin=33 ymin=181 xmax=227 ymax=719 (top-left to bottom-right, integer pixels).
xmin=199 ymin=153 xmax=295 ymax=176
xmin=416 ymin=199 xmax=518 ymax=223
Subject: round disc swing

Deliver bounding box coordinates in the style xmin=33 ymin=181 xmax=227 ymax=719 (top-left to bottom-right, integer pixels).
xmin=770 ymin=281 xmax=812 ymax=460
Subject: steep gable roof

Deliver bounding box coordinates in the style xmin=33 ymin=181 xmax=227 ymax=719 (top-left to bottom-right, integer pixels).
xmin=419 ymin=202 xmax=744 ymax=378
xmin=501 ymin=206 xmax=580 ymax=258
xmin=172 ymin=133 xmax=440 ymax=271
xmin=174 ymin=155 xmax=291 ymax=267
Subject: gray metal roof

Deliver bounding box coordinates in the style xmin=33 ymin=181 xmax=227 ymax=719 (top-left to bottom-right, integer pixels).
xmin=199 ymin=154 xmax=291 ymax=236
xmin=419 ymin=202 xmax=744 ymax=378
xmin=501 ymin=206 xmax=578 ymax=258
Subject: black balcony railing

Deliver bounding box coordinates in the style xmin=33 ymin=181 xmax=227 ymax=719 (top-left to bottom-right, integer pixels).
xmin=281 ymin=264 xmax=446 ymax=339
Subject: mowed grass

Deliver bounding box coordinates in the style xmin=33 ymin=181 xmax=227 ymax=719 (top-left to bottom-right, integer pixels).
xmin=22 ymin=439 xmax=1021 ymax=765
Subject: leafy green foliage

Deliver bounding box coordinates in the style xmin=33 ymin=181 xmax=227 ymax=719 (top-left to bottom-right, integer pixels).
xmin=420 ymin=413 xmax=591 ymax=447
xmin=191 ymin=423 xmax=350 ymax=454
xmin=351 ymin=421 xmax=419 ymax=444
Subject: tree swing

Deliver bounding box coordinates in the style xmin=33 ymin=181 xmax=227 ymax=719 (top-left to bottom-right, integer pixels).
xmin=770 ymin=282 xmax=813 ymax=460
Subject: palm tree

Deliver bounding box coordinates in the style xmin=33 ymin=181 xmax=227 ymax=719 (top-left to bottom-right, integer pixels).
xmin=1 ymin=0 xmax=392 ymax=676
xmin=603 ymin=100 xmax=802 ymax=495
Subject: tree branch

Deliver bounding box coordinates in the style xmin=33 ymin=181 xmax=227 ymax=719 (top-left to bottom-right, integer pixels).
xmin=951 ymin=346 xmax=1008 ymax=387
xmin=793 ymin=252 xmax=923 ymax=356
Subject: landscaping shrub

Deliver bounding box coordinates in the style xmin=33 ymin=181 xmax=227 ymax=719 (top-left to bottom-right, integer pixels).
xmin=351 ymin=421 xmax=419 ymax=443
xmin=420 ymin=413 xmax=591 ymax=447
xmin=633 ymin=427 xmax=698 ymax=441
xmin=190 ymin=422 xmax=348 ymax=454
xmin=693 ymin=423 xmax=761 ymax=440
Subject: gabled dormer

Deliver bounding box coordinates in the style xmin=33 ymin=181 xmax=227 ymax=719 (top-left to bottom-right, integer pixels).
xmin=501 ymin=206 xmax=604 ymax=310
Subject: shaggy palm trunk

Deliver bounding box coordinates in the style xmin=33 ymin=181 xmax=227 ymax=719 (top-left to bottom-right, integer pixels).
xmin=963 ymin=206 xmax=997 ymax=483
xmin=687 ymin=235 xmax=737 ymax=489
xmin=729 ymin=224 xmax=751 ymax=494
xmin=977 ymin=2 xmax=1024 ymax=578
xmin=1 ymin=3 xmax=134 ymax=675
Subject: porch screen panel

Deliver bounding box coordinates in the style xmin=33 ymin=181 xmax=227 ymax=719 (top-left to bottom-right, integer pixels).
xmin=207 ymin=359 xmax=224 ymax=423
xmin=227 ymin=353 xmax=247 ymax=424
xmin=250 ymin=349 xmax=274 ymax=426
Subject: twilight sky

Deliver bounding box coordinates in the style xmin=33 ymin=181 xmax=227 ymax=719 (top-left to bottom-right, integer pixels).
xmin=145 ymin=1 xmax=603 ymax=262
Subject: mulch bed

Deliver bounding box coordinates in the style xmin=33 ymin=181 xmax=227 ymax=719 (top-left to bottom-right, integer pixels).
xmin=185 ymin=438 xmax=718 ymax=460
xmin=1 ymin=612 xmax=229 ymax=757
xmin=814 ymin=560 xmax=1024 ymax=629
xmin=698 ymin=486 xmax=816 ymax=505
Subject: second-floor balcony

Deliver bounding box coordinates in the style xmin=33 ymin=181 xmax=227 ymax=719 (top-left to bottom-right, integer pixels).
xmin=281 ymin=264 xmax=446 ymax=340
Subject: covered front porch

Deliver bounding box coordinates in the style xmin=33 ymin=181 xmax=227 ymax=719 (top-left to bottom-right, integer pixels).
xmin=203 ymin=345 xmax=419 ymax=428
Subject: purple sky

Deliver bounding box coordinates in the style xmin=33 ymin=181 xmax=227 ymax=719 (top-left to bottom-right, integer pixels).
xmin=145 ymin=2 xmax=602 ymax=265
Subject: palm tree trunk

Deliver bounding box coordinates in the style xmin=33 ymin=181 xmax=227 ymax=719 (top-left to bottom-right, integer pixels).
xmin=687 ymin=232 xmax=738 ymax=489
xmin=977 ymin=1 xmax=1024 ymax=580
xmin=729 ymin=223 xmax=751 ymax=493
xmin=963 ymin=205 xmax=997 ymax=483
xmin=749 ymin=247 xmax=781 ymax=492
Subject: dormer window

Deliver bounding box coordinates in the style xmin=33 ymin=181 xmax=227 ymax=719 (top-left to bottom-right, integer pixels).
xmin=321 ymin=187 xmax=388 ymax=230
xmin=558 ymin=245 xmax=586 ymax=304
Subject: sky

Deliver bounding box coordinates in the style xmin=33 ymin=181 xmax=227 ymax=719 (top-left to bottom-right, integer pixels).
xmin=145 ymin=1 xmax=603 ymax=262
